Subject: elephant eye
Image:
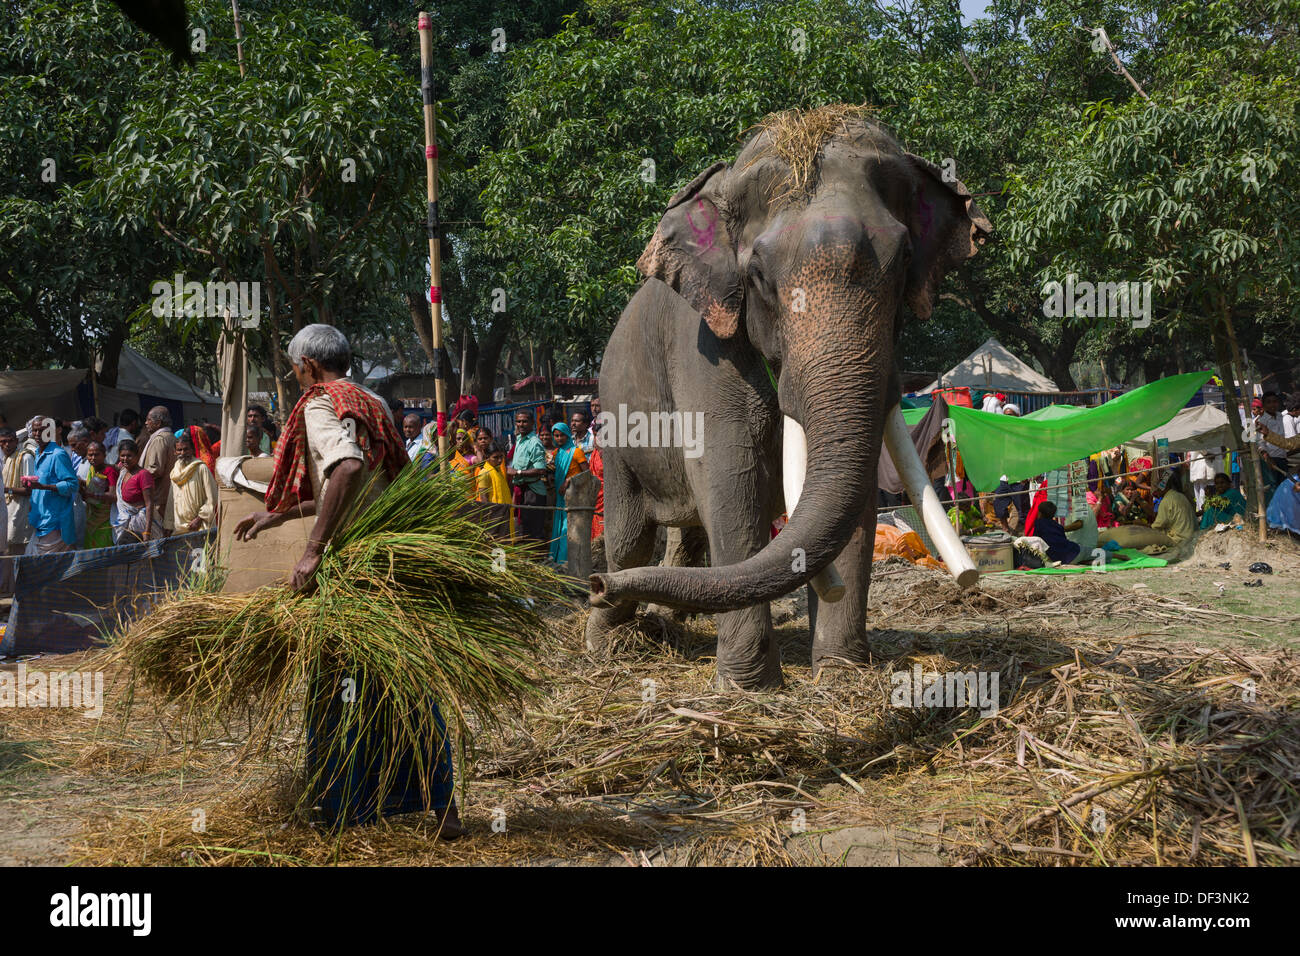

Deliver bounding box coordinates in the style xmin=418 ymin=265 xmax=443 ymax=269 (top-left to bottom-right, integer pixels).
xmin=746 ymin=249 xmax=773 ymax=288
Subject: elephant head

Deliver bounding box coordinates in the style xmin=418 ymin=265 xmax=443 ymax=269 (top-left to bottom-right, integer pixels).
xmin=591 ymin=107 xmax=991 ymax=612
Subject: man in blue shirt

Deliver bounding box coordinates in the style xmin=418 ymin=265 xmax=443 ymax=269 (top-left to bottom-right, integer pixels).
xmin=507 ymin=410 xmax=549 ymax=542
xmin=24 ymin=417 xmax=79 ymax=555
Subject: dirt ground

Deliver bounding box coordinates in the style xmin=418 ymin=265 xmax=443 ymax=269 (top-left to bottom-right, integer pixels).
xmin=2 ymin=527 xmax=1297 ymax=867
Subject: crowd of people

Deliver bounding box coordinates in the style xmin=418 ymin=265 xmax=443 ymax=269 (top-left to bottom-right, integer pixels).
xmin=930 ymin=389 xmax=1300 ymax=567
xmin=8 ymin=344 xmax=1298 ymax=586
xmin=399 ymin=398 xmax=604 ymax=565
xmin=1 ymin=407 xmax=225 ymax=576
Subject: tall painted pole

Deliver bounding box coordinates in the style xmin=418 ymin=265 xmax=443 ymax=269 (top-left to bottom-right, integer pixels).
xmin=418 ymin=11 xmax=449 ymax=468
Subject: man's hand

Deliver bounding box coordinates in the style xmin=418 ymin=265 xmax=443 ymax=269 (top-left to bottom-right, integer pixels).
xmin=187 ymin=517 xmax=202 ymax=532
xmin=290 ymin=549 xmax=324 ymax=593
xmin=234 ymin=510 xmax=280 ymax=541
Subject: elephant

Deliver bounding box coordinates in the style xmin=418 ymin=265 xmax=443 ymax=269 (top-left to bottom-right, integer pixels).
xmin=587 ymin=106 xmax=990 ymax=689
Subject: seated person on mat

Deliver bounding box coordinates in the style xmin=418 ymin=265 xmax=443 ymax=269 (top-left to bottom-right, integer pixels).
xmin=1199 ymin=472 xmax=1247 ymax=529
xmin=1100 ymin=470 xmax=1197 ymax=551
xmin=1033 ymin=501 xmax=1083 ymax=565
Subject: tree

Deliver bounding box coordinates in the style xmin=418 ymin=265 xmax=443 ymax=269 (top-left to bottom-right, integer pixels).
xmin=0 ymin=0 xmax=181 ymax=380
xmin=1004 ymin=0 xmax=1300 ymax=520
xmin=476 ymin=0 xmax=898 ymax=373
xmin=84 ymin=0 xmax=425 ymax=410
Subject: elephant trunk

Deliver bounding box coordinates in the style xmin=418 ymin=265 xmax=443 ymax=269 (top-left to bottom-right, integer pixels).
xmin=590 ymin=351 xmax=882 ymax=613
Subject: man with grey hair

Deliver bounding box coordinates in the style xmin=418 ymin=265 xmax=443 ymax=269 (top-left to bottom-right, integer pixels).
xmin=66 ymin=425 xmax=91 ymax=471
xmin=402 ymin=413 xmax=424 ymax=460
xmin=233 ymin=323 xmax=460 ymax=835
xmin=140 ymin=405 xmax=176 ymax=534
xmin=66 ymin=425 xmax=91 ymax=546
xmin=235 ymin=324 xmax=396 ymax=587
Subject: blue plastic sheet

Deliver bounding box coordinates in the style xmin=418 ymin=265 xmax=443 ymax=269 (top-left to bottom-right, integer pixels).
xmin=1 ymin=530 xmax=213 ymax=656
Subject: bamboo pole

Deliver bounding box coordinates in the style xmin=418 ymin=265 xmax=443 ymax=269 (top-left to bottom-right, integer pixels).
xmin=418 ymin=12 xmax=448 ymax=469
xmin=230 ymin=0 xmax=246 ymax=78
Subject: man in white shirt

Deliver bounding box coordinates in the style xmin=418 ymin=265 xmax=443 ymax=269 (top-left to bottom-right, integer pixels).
xmin=403 ymin=413 xmax=424 ymax=461
xmin=1283 ymin=394 xmax=1299 ymax=439
xmin=980 ymin=391 xmax=1004 ymax=415
xmin=569 ymin=410 xmax=595 ymax=454
xmin=1258 ymin=392 xmax=1288 ymax=494
xmin=1 ymin=426 xmax=35 ymax=556
xmin=1186 ymin=449 xmax=1222 ymax=509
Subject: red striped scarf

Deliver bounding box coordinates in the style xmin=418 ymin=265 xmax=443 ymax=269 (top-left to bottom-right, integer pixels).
xmin=263 ymin=379 xmax=407 ymax=514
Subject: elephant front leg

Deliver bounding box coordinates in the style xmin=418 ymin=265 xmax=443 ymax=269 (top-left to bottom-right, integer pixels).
xmin=704 ymin=512 xmax=781 ymax=690
xmin=810 ymin=504 xmax=875 ymax=678
xmin=585 ymin=503 xmax=658 ymax=654
xmin=715 ymin=604 xmax=780 ymax=690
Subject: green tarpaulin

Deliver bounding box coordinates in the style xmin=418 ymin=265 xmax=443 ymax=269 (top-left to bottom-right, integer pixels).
xmin=949 ymin=371 xmax=1213 ymax=490
xmin=1002 ymin=548 xmax=1169 ymax=574
xmin=1022 ymin=404 xmax=1088 ymax=421
xmin=902 ymin=406 xmax=928 ymax=426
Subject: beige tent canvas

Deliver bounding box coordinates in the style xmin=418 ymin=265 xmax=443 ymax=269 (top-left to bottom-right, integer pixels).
xmin=96 ymin=345 xmax=223 ymax=423
xmin=921 ymin=337 xmax=1059 ymax=394
xmin=0 ymin=369 xmax=87 ymax=425
xmin=1122 ymin=403 xmax=1234 ymax=455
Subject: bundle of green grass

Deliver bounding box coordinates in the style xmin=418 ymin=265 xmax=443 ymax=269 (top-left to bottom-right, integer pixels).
xmin=112 ymin=463 xmax=570 ymax=823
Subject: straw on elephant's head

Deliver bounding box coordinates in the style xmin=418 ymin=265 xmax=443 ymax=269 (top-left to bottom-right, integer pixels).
xmin=745 ymin=103 xmax=881 ymax=206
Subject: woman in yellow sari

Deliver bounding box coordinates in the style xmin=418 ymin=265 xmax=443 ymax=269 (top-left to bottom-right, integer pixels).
xmin=475 ymin=442 xmax=514 ymax=539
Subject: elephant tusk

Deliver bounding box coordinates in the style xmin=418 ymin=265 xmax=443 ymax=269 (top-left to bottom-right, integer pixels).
xmin=782 ymin=416 xmax=846 ymax=602
xmin=883 ymin=404 xmax=979 ymax=589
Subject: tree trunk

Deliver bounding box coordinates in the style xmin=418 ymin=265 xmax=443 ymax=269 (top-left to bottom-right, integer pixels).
xmin=471 ymin=317 xmax=511 ymax=405
xmin=98 ymin=322 xmax=128 ymax=388
xmin=390 ymin=332 xmax=410 ymax=374
xmin=1211 ymin=302 xmax=1263 ymax=541
xmin=264 ymin=250 xmax=294 ymax=414
xmin=408 ymin=291 xmax=437 ymax=367
xmin=1218 ymin=298 xmax=1268 ymax=543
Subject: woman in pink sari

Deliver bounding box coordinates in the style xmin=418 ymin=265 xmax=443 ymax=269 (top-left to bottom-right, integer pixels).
xmin=112 ymin=439 xmax=158 ymax=543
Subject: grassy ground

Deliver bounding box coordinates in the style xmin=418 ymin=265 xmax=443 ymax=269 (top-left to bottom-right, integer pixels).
xmin=2 ymin=528 xmax=1298 ymax=867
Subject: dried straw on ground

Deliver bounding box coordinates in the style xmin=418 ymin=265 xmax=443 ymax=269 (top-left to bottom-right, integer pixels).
xmin=68 ymin=574 xmax=1300 ymax=865
xmin=107 ymin=464 xmax=569 ymax=825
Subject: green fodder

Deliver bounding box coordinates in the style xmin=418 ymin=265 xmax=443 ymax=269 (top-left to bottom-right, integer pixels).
xmin=108 ymin=464 xmax=571 ymax=826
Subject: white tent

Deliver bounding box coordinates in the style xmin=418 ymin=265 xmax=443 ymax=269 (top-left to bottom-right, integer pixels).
xmin=1123 ymin=404 xmax=1235 ymax=455
xmin=97 ymin=345 xmax=222 ymax=424
xmin=921 ymin=337 xmax=1059 ymax=394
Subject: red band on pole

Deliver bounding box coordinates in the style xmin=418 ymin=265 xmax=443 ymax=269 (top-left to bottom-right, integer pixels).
xmin=418 ymin=13 xmax=431 ymax=30
xmin=425 ymin=145 xmax=438 ymax=158
xmin=436 ymin=412 xmax=446 ymax=436
xmin=429 ymin=286 xmax=442 ymax=303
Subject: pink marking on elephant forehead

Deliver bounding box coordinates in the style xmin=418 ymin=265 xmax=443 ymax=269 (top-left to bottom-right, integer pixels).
xmin=685 ymin=198 xmax=718 ymax=252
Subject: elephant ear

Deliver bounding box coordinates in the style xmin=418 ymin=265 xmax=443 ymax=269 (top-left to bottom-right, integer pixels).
xmin=637 ymin=161 xmax=744 ymax=339
xmin=902 ymin=153 xmax=993 ymax=320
